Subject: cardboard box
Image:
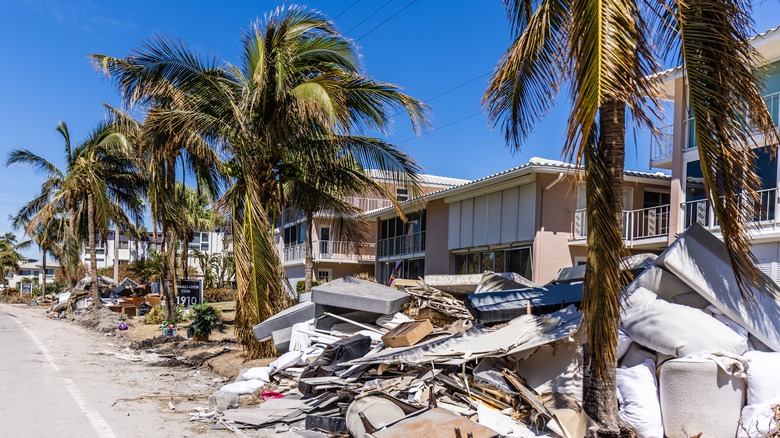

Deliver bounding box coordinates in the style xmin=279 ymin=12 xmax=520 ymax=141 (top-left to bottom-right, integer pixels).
xmin=381 ymin=320 xmax=433 ymax=347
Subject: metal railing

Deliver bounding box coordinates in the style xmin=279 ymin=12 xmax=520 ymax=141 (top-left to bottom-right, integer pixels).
xmin=573 ymin=205 xmax=670 ymax=244
xmin=343 ymin=196 xmax=393 ymax=212
xmin=282 ymin=241 xmax=376 ymax=262
xmin=683 ymin=188 xmax=777 ymax=229
xmin=377 ymin=231 xmax=426 ymax=258
xmin=650 ymin=88 xmax=780 ymax=162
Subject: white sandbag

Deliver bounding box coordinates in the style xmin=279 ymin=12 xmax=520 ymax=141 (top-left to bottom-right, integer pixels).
xmin=622 ymin=287 xmax=748 ymax=357
xmin=240 ymin=366 xmax=271 ymax=382
xmin=270 ymin=351 xmax=304 ymax=372
xmin=738 ymin=402 xmax=780 ymax=438
xmin=376 ymin=312 xmax=413 ymax=330
xmin=617 ymin=329 xmax=632 ymax=360
xmin=745 ymin=351 xmax=780 ymax=405
xmin=220 ymin=378 xmax=265 ymax=395
xmin=616 ymin=359 xmax=663 ymax=438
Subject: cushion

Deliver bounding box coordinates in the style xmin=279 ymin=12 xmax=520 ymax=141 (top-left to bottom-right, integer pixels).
xmin=622 ymin=287 xmax=748 ymax=358
xmin=616 ymin=359 xmax=663 ymax=438
xmin=744 ymin=351 xmax=780 ymax=405
xmin=659 ymin=358 xmax=745 ymax=438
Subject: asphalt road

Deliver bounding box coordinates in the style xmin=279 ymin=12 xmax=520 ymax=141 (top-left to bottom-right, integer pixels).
xmin=0 ymin=304 xmax=225 ymax=438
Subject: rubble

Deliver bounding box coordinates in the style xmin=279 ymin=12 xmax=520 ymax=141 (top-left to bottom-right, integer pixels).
xmin=199 ymin=224 xmax=780 ymax=437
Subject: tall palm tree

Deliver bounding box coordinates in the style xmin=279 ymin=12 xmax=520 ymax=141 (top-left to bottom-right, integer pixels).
xmin=24 ymin=221 xmax=62 ymax=297
xmin=172 ymin=182 xmax=221 ymax=279
xmin=484 ymin=0 xmax=776 ymax=431
xmin=6 ymin=122 xmax=82 ymax=286
xmin=18 ymin=122 xmax=146 ymax=304
xmin=91 ymin=5 xmax=429 ymax=358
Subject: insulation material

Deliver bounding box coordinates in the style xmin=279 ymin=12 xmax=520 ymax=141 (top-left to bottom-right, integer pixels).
xmin=516 ymin=342 xmax=582 ymax=409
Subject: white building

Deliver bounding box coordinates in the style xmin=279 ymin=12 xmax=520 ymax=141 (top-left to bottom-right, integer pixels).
xmin=4 ymin=259 xmax=61 ymax=290
xmin=81 ymin=229 xmax=229 ymax=274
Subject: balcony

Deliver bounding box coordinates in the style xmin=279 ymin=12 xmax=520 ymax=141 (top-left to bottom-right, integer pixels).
xmin=343 ymin=196 xmax=393 ymax=212
xmin=377 ymin=231 xmax=426 ymax=258
xmin=573 ymin=205 xmax=671 ymax=246
xmin=652 ymin=91 xmax=780 ymax=168
xmin=683 ymin=188 xmax=777 ymax=230
xmin=282 ymin=241 xmax=376 ymax=263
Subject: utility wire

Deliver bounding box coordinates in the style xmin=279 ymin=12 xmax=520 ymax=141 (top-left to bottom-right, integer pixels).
xmin=398 ymin=111 xmax=484 ymax=145
xmin=345 ymin=0 xmax=394 ymax=34
xmin=333 ymin=0 xmax=360 ymax=20
xmin=355 ymin=0 xmax=417 ymax=42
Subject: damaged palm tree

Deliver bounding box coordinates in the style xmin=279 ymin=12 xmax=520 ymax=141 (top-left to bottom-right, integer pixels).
xmin=92 ymin=5 xmax=429 ymax=357
xmin=485 ymin=0 xmax=777 ymax=433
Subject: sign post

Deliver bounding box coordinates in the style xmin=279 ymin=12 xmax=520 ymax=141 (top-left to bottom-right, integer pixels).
xmin=176 ymin=279 xmax=203 ymax=308
xmin=20 ymin=282 xmax=32 ymax=294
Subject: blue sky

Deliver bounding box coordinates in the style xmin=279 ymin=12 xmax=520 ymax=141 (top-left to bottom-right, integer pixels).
xmin=2 ymin=0 xmax=780 ymax=253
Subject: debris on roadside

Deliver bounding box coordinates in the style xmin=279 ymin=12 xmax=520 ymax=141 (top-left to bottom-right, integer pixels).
xmin=189 ymin=225 xmax=780 ymax=438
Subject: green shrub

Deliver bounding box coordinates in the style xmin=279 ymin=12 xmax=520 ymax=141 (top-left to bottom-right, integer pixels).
xmin=296 ymin=280 xmax=319 ymax=294
xmin=144 ymin=304 xmax=188 ymax=325
xmin=190 ymin=303 xmax=221 ymax=337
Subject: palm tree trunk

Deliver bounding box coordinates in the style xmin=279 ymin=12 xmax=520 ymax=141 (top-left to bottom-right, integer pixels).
xmin=581 ymin=99 xmax=626 ymax=434
xmin=87 ymin=193 xmax=101 ymax=306
xmin=161 ymin=224 xmax=176 ymax=321
xmin=182 ymin=237 xmax=189 ymax=279
xmin=113 ymin=227 xmax=120 ymax=283
xmin=304 ymin=211 xmax=314 ymax=292
xmin=68 ymin=208 xmax=78 ymax=288
xmin=41 ymin=250 xmax=47 ymax=298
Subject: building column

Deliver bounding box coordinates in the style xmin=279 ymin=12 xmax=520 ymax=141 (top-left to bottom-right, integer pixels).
xmin=668 ymin=76 xmax=687 ymax=246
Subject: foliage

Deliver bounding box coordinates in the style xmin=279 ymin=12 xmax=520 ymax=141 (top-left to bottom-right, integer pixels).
xmin=127 ymin=253 xmax=162 ymax=283
xmin=92 ymin=5 xmax=429 ymax=358
xmin=45 ymin=281 xmax=69 ymax=295
xmin=97 ymin=263 xmax=137 ymax=282
xmin=189 ymin=303 xmax=221 ymax=337
xmin=353 ymin=272 xmax=376 ymax=283
xmin=484 ymin=0 xmax=776 ymax=430
xmin=296 ymin=280 xmax=319 ymax=294
xmin=204 ymin=288 xmax=237 ymax=303
xmin=0 ymin=233 xmax=31 ymax=282
xmin=144 ymin=304 xmax=187 ymax=325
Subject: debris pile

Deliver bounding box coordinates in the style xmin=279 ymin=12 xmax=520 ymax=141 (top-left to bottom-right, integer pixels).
xmin=197 ymin=224 xmax=780 ymax=438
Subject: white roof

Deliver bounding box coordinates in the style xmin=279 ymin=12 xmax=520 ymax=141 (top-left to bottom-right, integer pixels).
xmin=364 ymin=169 xmax=470 ymax=188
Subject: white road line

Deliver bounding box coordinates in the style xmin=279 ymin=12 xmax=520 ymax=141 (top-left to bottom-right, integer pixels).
xmin=9 ymin=310 xmax=117 ymax=438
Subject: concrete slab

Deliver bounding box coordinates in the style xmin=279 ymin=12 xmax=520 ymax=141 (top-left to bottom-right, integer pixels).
xmin=253 ymin=301 xmax=315 ymax=342
xmin=311 ymin=276 xmax=409 ymax=315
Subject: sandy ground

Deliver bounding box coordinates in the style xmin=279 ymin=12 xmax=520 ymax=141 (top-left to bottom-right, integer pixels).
xmin=1 ymin=301 xmax=274 ymax=436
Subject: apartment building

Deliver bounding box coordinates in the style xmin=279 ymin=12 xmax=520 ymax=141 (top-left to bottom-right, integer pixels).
xmin=81 ymin=229 xmax=228 ymax=272
xmin=649 ymin=25 xmax=780 ymax=284
xmin=366 ymin=158 xmax=671 ymax=285
xmin=4 ymin=259 xmax=61 ymax=289
xmin=276 ymin=172 xmax=469 ymax=286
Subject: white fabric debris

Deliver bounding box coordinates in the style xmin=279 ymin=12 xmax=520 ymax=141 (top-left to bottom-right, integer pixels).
xmin=617 ymin=329 xmax=632 ymax=360
xmin=616 ymin=359 xmax=663 ymax=438
xmin=738 ymin=402 xmax=780 ymax=438
xmin=376 ymin=312 xmax=414 ymax=330
xmin=621 ymin=287 xmax=748 ymax=358
xmin=289 ymin=320 xmax=314 ymax=351
xmin=745 ymin=351 xmax=780 ymax=405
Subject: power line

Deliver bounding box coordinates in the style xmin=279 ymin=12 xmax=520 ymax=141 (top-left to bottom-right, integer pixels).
xmin=398 ymin=111 xmax=484 ymax=145
xmin=388 ymin=70 xmax=492 ymax=118
xmin=355 ymin=1 xmax=417 ymax=42
xmin=345 ymin=0 xmax=394 ymax=34
xmin=333 ymin=0 xmax=360 ymax=20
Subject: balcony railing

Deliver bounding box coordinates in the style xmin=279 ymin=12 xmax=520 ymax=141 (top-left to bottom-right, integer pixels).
xmin=683 ymin=188 xmax=777 ymax=229
xmin=377 ymin=231 xmax=425 ymax=258
xmin=573 ymin=205 xmax=670 ymax=244
xmin=651 ymin=89 xmax=780 ymax=162
xmin=282 ymin=241 xmax=376 ymax=263
xmin=344 ymin=196 xmax=393 ymax=212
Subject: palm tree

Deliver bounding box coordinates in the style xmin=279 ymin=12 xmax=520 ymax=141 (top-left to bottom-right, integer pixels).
xmin=484 ymin=1 xmax=777 ymax=431
xmin=91 ymin=6 xmax=429 ymax=358
xmin=172 ymin=182 xmax=221 ymax=280
xmin=6 ymin=122 xmax=82 ymax=286
xmin=17 ymin=122 xmax=146 ymax=304
xmin=24 ymin=221 xmax=62 ymax=297
xmin=0 ymin=233 xmax=31 ymax=289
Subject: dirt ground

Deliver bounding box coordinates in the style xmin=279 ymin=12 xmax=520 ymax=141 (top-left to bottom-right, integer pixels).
xmin=60 ymin=299 xmax=276 ymax=380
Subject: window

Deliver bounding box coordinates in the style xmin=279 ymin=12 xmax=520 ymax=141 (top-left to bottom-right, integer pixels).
xmin=188 ymin=232 xmax=211 ymax=252
xmin=453 ymin=246 xmax=532 ymax=279
xmin=396 ymin=188 xmax=409 ymax=202
xmin=118 ymin=241 xmax=129 ymax=250
xmin=319 ymin=227 xmax=331 ymax=254
xmin=378 ymin=211 xmax=426 ymax=257
xmin=317 ymin=269 xmax=332 ymax=282
xmin=380 ymin=258 xmax=425 ymax=284
xmin=283 ymin=222 xmax=307 ymax=246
